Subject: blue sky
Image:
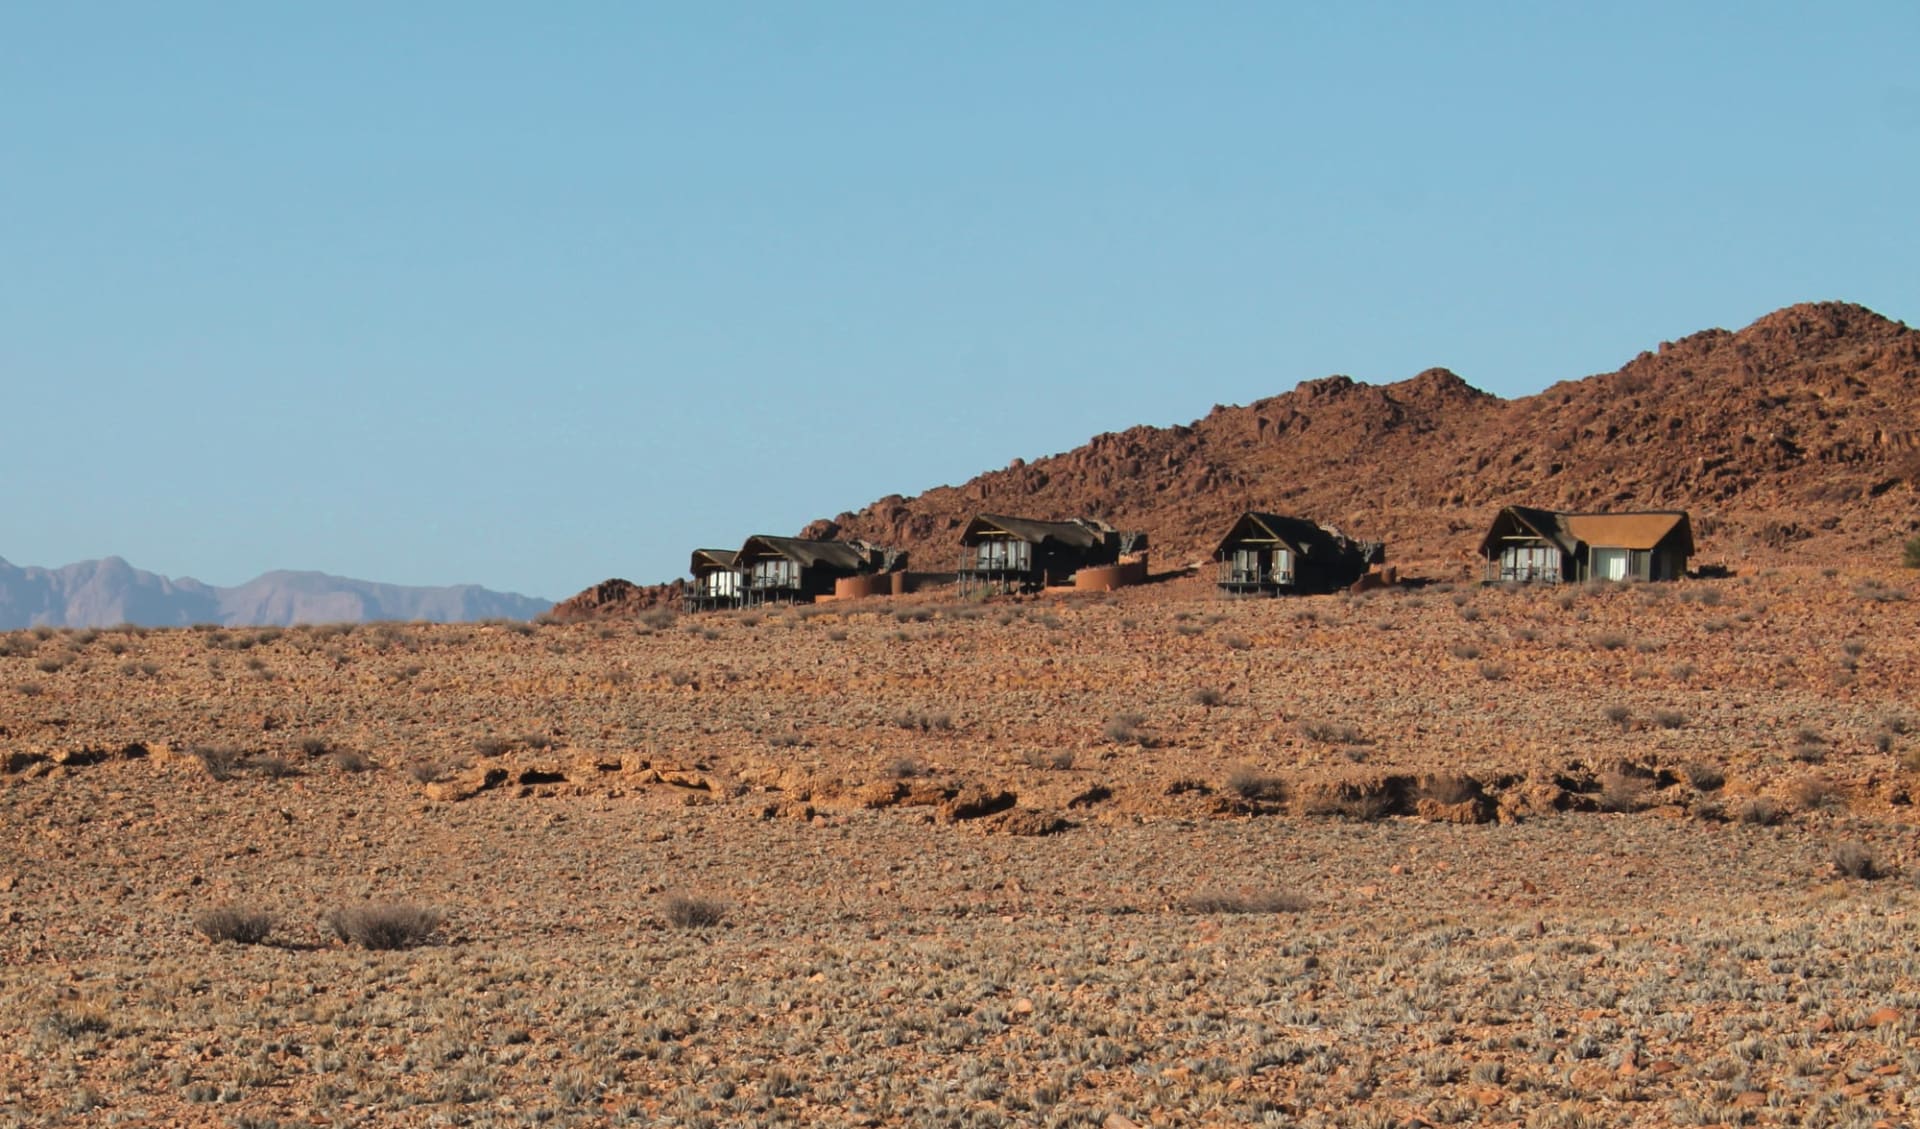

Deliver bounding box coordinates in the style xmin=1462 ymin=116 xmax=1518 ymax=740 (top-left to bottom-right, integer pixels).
xmin=3 ymin=4 xmax=1915 ymax=599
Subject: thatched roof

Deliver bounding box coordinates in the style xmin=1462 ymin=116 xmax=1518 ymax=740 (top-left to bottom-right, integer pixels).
xmin=689 ymin=548 xmax=738 ymax=574
xmin=1212 ymin=512 xmax=1359 ymax=560
xmin=961 ymin=514 xmax=1111 ymax=549
xmin=1478 ymin=507 xmax=1692 ymax=556
xmin=735 ymin=535 xmax=877 ymax=572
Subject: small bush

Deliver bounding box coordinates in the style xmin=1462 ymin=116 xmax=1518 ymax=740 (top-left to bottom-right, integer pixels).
xmin=664 ymin=894 xmax=727 ymax=929
xmin=1189 ymin=687 xmax=1225 ymax=707
xmin=1450 ymin=642 xmax=1482 ymax=660
xmin=1222 ymin=634 xmax=1253 ymax=651
xmin=252 ymin=756 xmax=297 ymax=779
xmin=1179 ymin=889 xmax=1307 ymax=915
xmin=1595 ymin=770 xmax=1648 ymax=813
xmin=1299 ymin=720 xmax=1365 ymax=745
xmin=1680 ymin=761 xmax=1726 ymax=792
xmin=1593 ymin=633 xmax=1628 ymax=651
xmin=1225 ymin=765 xmax=1285 ymax=802
xmin=1831 ymin=841 xmax=1883 ymax=880
xmin=1478 ymin=661 xmax=1510 ymax=681
xmin=193 ymin=906 xmax=273 ymax=945
xmin=1785 ymin=776 xmax=1840 ymax=811
xmin=885 ymin=756 xmax=926 ymax=779
xmin=1023 ymin=748 xmax=1075 ymax=770
xmin=191 ymin=746 xmax=247 ymax=781
xmin=1734 ymin=797 xmax=1784 ymax=826
xmin=332 ymin=749 xmax=373 ymax=773
xmin=1103 ymin=712 xmax=1149 ymax=746
xmin=894 ymin=710 xmax=954 ymax=733
xmin=1903 ymin=537 xmax=1920 ymax=569
xmin=1651 ymin=709 xmax=1687 ymax=730
xmin=324 ymin=902 xmax=443 ymax=950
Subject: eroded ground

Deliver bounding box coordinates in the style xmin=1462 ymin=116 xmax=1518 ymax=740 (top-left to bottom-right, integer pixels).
xmin=3 ymin=566 xmax=1918 ymax=1127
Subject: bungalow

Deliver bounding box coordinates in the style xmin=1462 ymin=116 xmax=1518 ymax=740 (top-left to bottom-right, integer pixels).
xmin=1214 ymin=512 xmax=1384 ymax=596
xmin=956 ymin=514 xmax=1147 ymax=595
xmin=734 ymin=535 xmax=897 ymax=606
xmin=683 ymin=549 xmax=743 ymax=613
xmin=1479 ymin=506 xmax=1694 ymax=584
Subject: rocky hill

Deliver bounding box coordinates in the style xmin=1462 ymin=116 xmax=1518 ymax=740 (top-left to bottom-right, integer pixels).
xmin=0 ymin=556 xmax=552 ymax=629
xmin=557 ymin=301 xmax=1919 ymax=614
xmin=811 ymin=301 xmax=1919 ymax=573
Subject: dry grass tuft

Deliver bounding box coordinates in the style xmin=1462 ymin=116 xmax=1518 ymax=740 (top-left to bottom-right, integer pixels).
xmin=663 ymin=893 xmax=727 ymax=929
xmin=323 ymin=902 xmax=444 ymax=950
xmin=191 ymin=906 xmax=273 ymax=945
xmin=1179 ymin=888 xmax=1307 ymax=915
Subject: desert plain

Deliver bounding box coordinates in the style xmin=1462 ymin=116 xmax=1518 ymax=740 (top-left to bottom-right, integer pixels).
xmin=2 ymin=563 xmax=1918 ymax=1128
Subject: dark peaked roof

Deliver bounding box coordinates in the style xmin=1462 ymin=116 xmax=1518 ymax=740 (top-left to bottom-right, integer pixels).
xmin=961 ymin=514 xmax=1111 ymax=549
xmin=736 ymin=535 xmax=875 ymax=572
xmin=689 ymin=549 xmax=737 ymax=573
xmin=1213 ymin=512 xmax=1358 ymax=560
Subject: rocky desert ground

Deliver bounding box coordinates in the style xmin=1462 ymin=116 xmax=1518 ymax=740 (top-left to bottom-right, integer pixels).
xmin=3 ymin=562 xmax=1919 ymax=1128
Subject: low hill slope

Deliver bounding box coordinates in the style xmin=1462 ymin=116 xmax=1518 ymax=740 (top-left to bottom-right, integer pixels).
xmin=813 ymin=301 xmax=1919 ymax=571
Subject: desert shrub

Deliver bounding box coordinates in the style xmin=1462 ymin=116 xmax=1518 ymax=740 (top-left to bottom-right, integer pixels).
xmin=191 ymin=745 xmax=247 ymax=781
xmin=298 ymin=736 xmax=330 ymax=757
xmin=885 ymin=756 xmax=926 ymax=779
xmin=1179 ymin=888 xmax=1307 ymax=915
xmin=1593 ymin=633 xmax=1629 ymax=651
xmin=894 ymin=710 xmax=953 ymax=733
xmin=1790 ymin=741 xmax=1826 ymax=765
xmin=1651 ymin=709 xmax=1687 ymax=730
xmin=1298 ymin=720 xmax=1365 ymax=745
xmin=1854 ymin=579 xmax=1908 ymax=603
xmin=1222 ymin=634 xmax=1252 ymax=651
xmin=1734 ymin=797 xmax=1784 ymax=826
xmin=1784 ymin=776 xmax=1840 ymax=811
xmin=34 ymin=656 xmax=69 ymax=674
xmin=1831 ymin=841 xmax=1883 ymax=880
xmin=15 ymin=682 xmax=44 ymax=697
xmin=332 ymin=749 xmax=373 ymax=773
xmin=324 ymin=902 xmax=443 ymax=950
xmin=1680 ymin=761 xmax=1726 ymax=792
xmin=663 ymin=894 xmax=727 ymax=929
xmin=1188 ymin=686 xmax=1228 ymax=709
xmin=1103 ymin=712 xmax=1149 ymax=746
xmin=251 ymin=756 xmax=296 ymax=779
xmin=406 ymin=759 xmax=451 ymax=785
xmin=1023 ymin=748 xmax=1074 ymax=770
xmin=1225 ymin=764 xmax=1285 ymax=802
xmin=767 ymin=730 xmax=805 ymax=749
xmin=1478 ymin=661 xmax=1510 ymax=681
xmin=1449 ymin=642 xmax=1482 ymax=660
xmin=192 ymin=906 xmax=273 ymax=945
xmin=1595 ymin=770 xmax=1648 ymax=813
xmin=1904 ymin=537 xmax=1920 ymax=569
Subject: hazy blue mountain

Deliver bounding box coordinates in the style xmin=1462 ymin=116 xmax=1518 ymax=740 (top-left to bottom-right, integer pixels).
xmin=0 ymin=555 xmax=550 ymax=629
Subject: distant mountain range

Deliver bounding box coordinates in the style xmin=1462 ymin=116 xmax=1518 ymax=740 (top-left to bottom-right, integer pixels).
xmin=0 ymin=556 xmax=551 ymax=629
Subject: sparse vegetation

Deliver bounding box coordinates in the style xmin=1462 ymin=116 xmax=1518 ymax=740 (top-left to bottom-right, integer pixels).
xmin=1179 ymin=888 xmax=1307 ymax=914
xmin=1831 ymin=841 xmax=1883 ymax=880
xmin=663 ymin=893 xmax=727 ymax=929
xmin=323 ymin=902 xmax=444 ymax=950
xmin=192 ymin=906 xmax=273 ymax=945
xmin=1224 ymin=764 xmax=1285 ymax=802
